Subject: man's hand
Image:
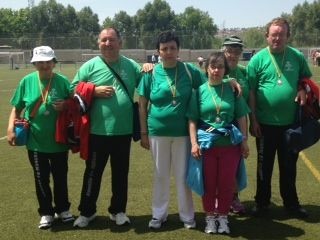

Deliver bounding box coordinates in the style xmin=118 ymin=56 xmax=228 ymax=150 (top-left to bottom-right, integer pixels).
xmin=94 ymin=86 xmax=115 ymax=98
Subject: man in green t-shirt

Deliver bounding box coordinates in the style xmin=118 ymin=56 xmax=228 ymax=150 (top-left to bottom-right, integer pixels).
xmin=247 ymin=18 xmax=312 ymax=218
xmin=72 ymin=27 xmax=142 ymax=228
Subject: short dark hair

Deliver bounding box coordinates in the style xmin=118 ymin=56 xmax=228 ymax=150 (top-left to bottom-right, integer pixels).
xmin=156 ymin=31 xmax=180 ymax=51
xmin=99 ymin=27 xmax=122 ymax=41
xmin=204 ymin=52 xmax=230 ymax=76
xmin=266 ymin=17 xmax=290 ymax=37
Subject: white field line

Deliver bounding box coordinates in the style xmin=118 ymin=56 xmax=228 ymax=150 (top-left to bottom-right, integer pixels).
xmin=300 ymin=151 xmax=320 ymax=182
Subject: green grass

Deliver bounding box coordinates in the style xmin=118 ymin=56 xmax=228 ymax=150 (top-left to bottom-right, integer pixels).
xmin=0 ymin=64 xmax=319 ymax=240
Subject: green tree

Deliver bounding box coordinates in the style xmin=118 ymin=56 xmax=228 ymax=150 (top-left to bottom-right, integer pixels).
xmin=135 ymin=0 xmax=176 ymax=49
xmin=290 ymin=0 xmax=320 ymax=46
xmin=241 ymin=27 xmax=265 ymax=49
xmin=176 ymin=7 xmax=217 ymax=49
xmin=77 ymin=6 xmax=100 ymax=49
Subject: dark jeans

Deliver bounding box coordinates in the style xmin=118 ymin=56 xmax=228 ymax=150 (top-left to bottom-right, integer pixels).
xmin=255 ymin=124 xmax=300 ymax=209
xmin=28 ymin=150 xmax=70 ymax=216
xmin=78 ymin=134 xmax=131 ymax=217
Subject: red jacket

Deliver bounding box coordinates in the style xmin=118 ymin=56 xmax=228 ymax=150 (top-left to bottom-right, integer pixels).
xmin=56 ymin=82 xmax=95 ymax=160
xmin=300 ymin=78 xmax=320 ymax=120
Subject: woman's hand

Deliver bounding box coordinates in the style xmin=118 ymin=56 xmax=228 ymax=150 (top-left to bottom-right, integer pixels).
xmin=7 ymin=129 xmax=16 ymax=146
xmin=191 ymin=143 xmax=202 ymax=160
xmin=241 ymin=140 xmax=249 ymax=158
xmin=140 ymin=133 xmax=150 ymax=150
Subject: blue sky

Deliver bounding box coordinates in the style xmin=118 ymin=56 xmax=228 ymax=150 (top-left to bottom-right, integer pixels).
xmin=0 ymin=0 xmax=313 ymax=28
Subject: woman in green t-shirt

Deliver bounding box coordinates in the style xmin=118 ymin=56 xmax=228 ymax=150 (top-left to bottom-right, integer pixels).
xmin=7 ymin=46 xmax=73 ymax=230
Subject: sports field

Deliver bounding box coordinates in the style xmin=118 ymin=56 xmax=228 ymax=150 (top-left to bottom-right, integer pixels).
xmin=0 ymin=63 xmax=319 ymax=240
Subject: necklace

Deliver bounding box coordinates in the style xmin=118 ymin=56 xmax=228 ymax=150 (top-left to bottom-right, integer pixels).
xmin=207 ymin=82 xmax=224 ymax=123
xmin=37 ymin=71 xmax=53 ymax=116
xmin=267 ymin=46 xmax=286 ymax=85
xmin=163 ymin=63 xmax=178 ymax=105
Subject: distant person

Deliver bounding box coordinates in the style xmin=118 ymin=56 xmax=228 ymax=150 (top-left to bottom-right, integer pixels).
xmin=138 ymin=30 xmax=206 ymax=229
xmin=7 ymin=46 xmax=74 ymax=229
xmin=72 ymin=27 xmax=143 ymax=228
xmin=187 ymin=52 xmax=250 ymax=234
xmin=250 ymin=49 xmax=256 ymax=59
xmin=151 ymin=53 xmax=156 ymax=64
xmin=314 ymin=50 xmax=320 ymax=66
xmin=197 ymin=56 xmax=205 ymax=68
xmin=247 ymin=17 xmax=312 ymax=218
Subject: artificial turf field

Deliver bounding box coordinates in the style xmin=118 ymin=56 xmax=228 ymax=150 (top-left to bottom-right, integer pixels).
xmin=0 ymin=63 xmax=319 ymax=240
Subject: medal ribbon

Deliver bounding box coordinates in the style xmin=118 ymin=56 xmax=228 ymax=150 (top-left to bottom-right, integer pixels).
xmin=163 ymin=64 xmax=178 ymax=102
xmin=267 ymin=46 xmax=286 ymax=80
xmin=207 ymin=82 xmax=224 ymax=119
xmin=37 ymin=71 xmax=53 ymax=105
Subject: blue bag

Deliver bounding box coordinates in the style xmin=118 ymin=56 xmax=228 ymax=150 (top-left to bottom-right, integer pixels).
xmin=186 ymin=155 xmax=204 ymax=196
xmin=14 ymin=119 xmax=29 ymax=146
xmin=236 ymin=157 xmax=247 ymax=191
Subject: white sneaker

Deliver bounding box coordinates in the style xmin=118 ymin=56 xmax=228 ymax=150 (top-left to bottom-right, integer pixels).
xmin=217 ymin=215 xmax=230 ymax=234
xmin=73 ymin=214 xmax=96 ymax=228
xmin=110 ymin=212 xmax=130 ymax=225
xmin=183 ymin=219 xmax=196 ymax=229
xmin=55 ymin=210 xmax=75 ymax=223
xmin=39 ymin=215 xmax=53 ymax=229
xmin=204 ymin=216 xmax=217 ymax=234
xmin=148 ymin=218 xmax=167 ymax=229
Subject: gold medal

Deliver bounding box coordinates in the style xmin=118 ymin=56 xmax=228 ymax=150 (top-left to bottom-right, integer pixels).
xmin=164 ymin=64 xmax=178 ymax=106
xmin=215 ymin=116 xmax=221 ymax=123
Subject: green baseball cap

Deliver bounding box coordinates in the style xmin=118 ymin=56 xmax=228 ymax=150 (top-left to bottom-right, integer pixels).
xmin=223 ymin=36 xmax=244 ymax=47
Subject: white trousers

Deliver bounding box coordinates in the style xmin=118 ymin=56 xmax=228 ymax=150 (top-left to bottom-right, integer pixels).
xmin=149 ymin=136 xmax=195 ymax=222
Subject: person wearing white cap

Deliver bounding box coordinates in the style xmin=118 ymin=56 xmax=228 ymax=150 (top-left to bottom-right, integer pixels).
xmin=7 ymin=46 xmax=74 ymax=229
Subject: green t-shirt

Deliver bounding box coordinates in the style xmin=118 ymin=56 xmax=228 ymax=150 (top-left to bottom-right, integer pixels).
xmin=10 ymin=71 xmax=70 ymax=153
xmin=138 ymin=62 xmax=206 ymax=136
xmin=228 ymin=65 xmax=249 ymax=102
xmin=70 ymin=55 xmax=142 ymax=136
xmin=187 ymin=81 xmax=250 ymax=146
xmin=247 ymin=46 xmax=312 ymax=125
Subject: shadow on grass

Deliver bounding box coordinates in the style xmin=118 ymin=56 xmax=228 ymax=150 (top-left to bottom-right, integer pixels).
xmin=229 ymin=201 xmax=320 ymax=239
xmin=49 ymin=202 xmax=319 ymax=238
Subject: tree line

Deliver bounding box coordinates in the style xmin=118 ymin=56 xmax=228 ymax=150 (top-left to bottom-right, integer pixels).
xmin=0 ymin=0 xmax=319 ymax=50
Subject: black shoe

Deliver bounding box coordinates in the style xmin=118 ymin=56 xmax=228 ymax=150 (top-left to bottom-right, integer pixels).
xmin=251 ymin=205 xmax=269 ymax=217
xmin=286 ymin=206 xmax=308 ymax=219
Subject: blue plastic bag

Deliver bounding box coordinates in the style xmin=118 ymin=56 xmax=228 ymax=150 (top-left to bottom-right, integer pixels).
xmin=186 ymin=155 xmax=204 ymax=196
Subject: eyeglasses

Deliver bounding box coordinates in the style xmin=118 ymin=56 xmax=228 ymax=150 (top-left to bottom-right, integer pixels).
xmin=225 ymin=48 xmax=242 ymax=57
xmin=209 ymin=64 xmax=225 ymax=70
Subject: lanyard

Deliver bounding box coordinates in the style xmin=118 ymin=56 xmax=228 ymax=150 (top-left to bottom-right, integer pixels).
xmin=207 ymin=82 xmax=224 ymax=123
xmin=163 ymin=64 xmax=178 ymax=105
xmin=267 ymin=46 xmax=286 ymax=84
xmin=37 ymin=71 xmax=53 ymax=104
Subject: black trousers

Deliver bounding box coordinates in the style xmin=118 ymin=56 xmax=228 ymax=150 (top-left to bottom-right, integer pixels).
xmin=254 ymin=124 xmax=300 ymax=208
xmin=28 ymin=150 xmax=70 ymax=216
xmin=78 ymin=134 xmax=131 ymax=217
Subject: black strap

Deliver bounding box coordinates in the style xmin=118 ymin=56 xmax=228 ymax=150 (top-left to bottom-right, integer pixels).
xmin=99 ymin=56 xmax=134 ymax=105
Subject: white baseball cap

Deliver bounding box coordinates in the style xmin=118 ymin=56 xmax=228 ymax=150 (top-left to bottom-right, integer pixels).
xmin=31 ymin=46 xmax=56 ymax=63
